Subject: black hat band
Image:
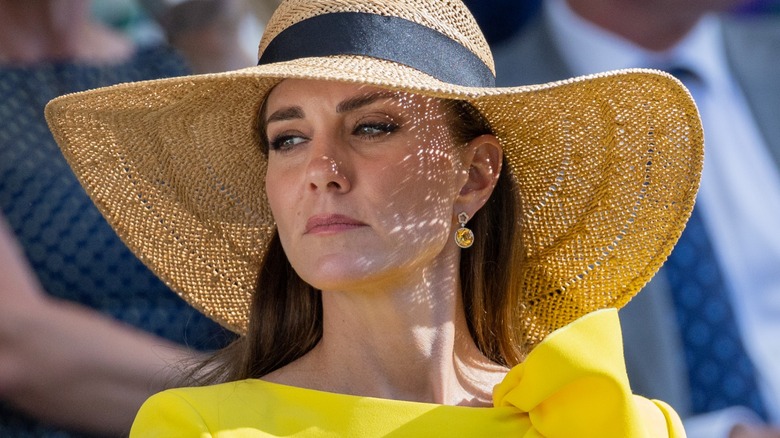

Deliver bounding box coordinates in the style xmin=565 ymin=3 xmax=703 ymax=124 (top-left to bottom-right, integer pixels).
xmin=258 ymin=12 xmax=496 ymax=88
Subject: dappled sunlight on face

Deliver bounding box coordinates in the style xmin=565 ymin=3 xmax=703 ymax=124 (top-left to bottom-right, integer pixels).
xmin=262 ymin=79 xmax=469 ymax=294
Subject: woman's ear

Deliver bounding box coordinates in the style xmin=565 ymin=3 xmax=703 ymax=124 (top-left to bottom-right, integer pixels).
xmin=456 ymin=134 xmax=503 ymax=214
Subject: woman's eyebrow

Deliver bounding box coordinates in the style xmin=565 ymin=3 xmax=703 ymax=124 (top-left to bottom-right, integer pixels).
xmin=336 ymin=91 xmax=399 ymax=114
xmin=266 ymin=106 xmax=304 ymax=124
xmin=265 ymin=91 xmax=398 ymax=124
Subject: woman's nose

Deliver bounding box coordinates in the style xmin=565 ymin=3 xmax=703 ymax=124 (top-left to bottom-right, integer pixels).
xmin=305 ymin=143 xmax=351 ymax=192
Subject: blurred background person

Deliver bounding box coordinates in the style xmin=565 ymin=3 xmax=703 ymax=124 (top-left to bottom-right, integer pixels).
xmin=137 ymin=0 xmax=262 ymax=73
xmin=0 ymin=0 xmax=266 ymax=435
xmin=491 ymin=0 xmax=780 ymax=437
xmin=733 ymin=0 xmax=780 ymax=14
xmin=462 ymin=0 xmax=541 ymax=46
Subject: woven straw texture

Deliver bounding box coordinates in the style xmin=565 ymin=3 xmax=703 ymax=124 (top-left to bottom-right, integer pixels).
xmin=45 ymin=0 xmax=703 ymax=350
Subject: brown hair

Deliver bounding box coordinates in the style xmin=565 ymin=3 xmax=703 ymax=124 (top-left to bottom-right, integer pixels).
xmin=186 ymin=96 xmax=524 ymax=385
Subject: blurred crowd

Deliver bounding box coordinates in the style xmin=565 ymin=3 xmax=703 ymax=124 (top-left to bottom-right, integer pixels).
xmin=1 ymin=0 xmax=778 ymax=436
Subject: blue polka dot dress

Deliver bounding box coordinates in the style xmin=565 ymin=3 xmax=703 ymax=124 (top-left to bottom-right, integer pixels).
xmin=0 ymin=45 xmax=234 ymax=437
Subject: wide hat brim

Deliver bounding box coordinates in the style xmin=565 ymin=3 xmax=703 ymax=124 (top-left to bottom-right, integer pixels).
xmin=46 ymin=55 xmax=702 ymax=349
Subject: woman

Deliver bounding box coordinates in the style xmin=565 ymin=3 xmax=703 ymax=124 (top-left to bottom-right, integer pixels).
xmin=45 ymin=0 xmax=702 ymax=435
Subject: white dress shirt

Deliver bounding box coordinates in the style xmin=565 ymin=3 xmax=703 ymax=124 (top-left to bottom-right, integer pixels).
xmin=545 ymin=0 xmax=780 ymax=436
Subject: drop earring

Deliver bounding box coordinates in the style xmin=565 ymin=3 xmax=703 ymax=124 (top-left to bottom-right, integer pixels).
xmin=454 ymin=212 xmax=474 ymax=249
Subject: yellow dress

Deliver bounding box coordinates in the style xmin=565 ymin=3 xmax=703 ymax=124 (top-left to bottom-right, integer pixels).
xmin=130 ymin=309 xmax=685 ymax=437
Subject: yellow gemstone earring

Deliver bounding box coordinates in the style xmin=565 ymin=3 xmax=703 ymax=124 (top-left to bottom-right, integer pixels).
xmin=454 ymin=212 xmax=474 ymax=249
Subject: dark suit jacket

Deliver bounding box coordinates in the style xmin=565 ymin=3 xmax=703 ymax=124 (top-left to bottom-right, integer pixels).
xmin=493 ymin=11 xmax=780 ymax=418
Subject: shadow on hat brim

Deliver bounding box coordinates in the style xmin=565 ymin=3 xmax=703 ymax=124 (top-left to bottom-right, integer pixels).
xmin=45 ymin=55 xmax=703 ymax=349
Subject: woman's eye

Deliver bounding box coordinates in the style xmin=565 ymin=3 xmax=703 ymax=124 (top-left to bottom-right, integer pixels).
xmin=270 ymin=134 xmax=307 ymax=151
xmin=353 ymin=122 xmax=399 ymax=138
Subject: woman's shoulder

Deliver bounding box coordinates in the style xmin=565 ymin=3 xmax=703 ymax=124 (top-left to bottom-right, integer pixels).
xmin=131 ymin=380 xmax=279 ymax=436
xmin=153 ymin=378 xmax=273 ymax=406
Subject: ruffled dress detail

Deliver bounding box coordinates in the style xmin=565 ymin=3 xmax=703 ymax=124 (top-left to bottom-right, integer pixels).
xmin=493 ymin=308 xmax=685 ymax=437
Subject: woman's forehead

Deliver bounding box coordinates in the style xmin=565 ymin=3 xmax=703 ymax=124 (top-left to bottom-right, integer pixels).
xmin=264 ymin=79 xmax=435 ymax=112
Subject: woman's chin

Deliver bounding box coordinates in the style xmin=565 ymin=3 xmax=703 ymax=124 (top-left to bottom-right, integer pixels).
xmin=298 ymin=256 xmax=403 ymax=293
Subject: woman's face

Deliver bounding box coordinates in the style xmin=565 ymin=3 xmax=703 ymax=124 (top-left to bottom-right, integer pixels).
xmin=263 ymin=79 xmax=470 ymax=292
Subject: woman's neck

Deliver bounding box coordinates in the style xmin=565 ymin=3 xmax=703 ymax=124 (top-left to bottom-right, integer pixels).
xmin=263 ymin=254 xmax=508 ymax=406
xmin=0 ymin=0 xmax=134 ymax=65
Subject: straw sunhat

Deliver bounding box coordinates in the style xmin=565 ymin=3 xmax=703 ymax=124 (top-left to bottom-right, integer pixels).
xmin=45 ymin=0 xmax=702 ymax=349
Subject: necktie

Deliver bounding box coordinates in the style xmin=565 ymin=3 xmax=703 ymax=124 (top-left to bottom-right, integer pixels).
xmin=665 ymin=207 xmax=768 ymax=419
xmin=662 ymin=66 xmax=767 ymax=419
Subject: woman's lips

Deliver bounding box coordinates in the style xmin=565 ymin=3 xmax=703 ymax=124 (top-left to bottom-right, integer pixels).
xmin=304 ymin=214 xmax=367 ymax=234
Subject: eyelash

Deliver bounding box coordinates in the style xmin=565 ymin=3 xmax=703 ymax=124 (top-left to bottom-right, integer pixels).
xmin=269 ymin=134 xmax=306 ymax=151
xmin=353 ymin=121 xmax=399 ymax=138
xmin=268 ymin=121 xmax=400 ymax=151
